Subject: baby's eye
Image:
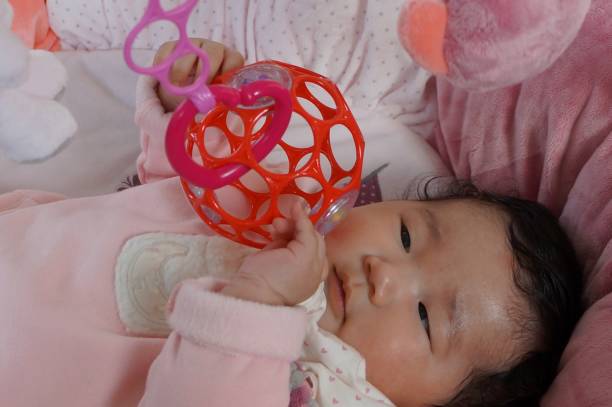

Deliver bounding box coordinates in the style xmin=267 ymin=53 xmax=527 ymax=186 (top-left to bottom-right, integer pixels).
xmin=418 ymin=302 xmax=430 ymax=338
xmin=400 ymin=221 xmax=411 ymax=251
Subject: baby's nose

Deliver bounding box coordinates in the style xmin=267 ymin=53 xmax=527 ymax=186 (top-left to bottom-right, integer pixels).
xmin=364 ymin=255 xmax=399 ymax=306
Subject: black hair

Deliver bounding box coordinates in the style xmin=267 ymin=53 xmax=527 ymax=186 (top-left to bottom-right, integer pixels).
xmin=414 ymin=178 xmax=584 ymax=407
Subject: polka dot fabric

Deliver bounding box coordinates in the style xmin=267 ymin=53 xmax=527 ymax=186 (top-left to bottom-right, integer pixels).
xmin=298 ymin=284 xmax=394 ymax=406
xmin=47 ymin=0 xmax=434 ymax=126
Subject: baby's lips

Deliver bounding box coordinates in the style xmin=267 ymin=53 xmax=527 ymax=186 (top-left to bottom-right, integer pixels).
xmin=321 ymin=258 xmax=331 ymax=282
xmin=397 ymin=0 xmax=449 ymax=75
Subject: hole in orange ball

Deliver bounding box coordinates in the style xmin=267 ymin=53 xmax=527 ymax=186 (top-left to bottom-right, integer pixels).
xmin=295 ymin=176 xmax=323 ymax=194
xmin=213 ymin=185 xmax=251 ymax=220
xmin=226 ymin=111 xmax=245 ymax=137
xmin=305 ymin=81 xmax=337 ymax=110
xmin=203 ymin=126 xmax=231 ymax=159
xmin=329 ymin=124 xmax=357 ymax=171
xmin=297 ymin=97 xmax=323 ymax=120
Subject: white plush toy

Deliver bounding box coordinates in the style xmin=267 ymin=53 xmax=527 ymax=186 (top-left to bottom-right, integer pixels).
xmin=0 ymin=0 xmax=76 ymax=162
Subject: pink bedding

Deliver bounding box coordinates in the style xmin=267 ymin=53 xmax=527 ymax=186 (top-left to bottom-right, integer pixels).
xmin=428 ymin=2 xmax=612 ymax=405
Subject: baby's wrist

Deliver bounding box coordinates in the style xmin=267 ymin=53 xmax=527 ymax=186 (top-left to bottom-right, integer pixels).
xmin=220 ymin=280 xmax=286 ymax=307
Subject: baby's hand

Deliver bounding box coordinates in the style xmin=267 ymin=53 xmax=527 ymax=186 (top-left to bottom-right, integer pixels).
xmin=221 ymin=203 xmax=328 ymax=307
xmin=153 ymin=38 xmax=245 ymax=112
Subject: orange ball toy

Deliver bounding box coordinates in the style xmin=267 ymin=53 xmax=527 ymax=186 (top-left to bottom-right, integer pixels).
xmin=169 ymin=61 xmax=364 ymax=248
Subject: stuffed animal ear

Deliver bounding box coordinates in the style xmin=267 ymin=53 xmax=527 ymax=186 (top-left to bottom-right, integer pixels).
xmin=0 ymin=29 xmax=29 ymax=88
xmin=0 ymin=0 xmax=76 ymax=163
xmin=0 ymin=0 xmax=28 ymax=88
xmin=0 ymin=90 xmax=76 ymax=162
xmin=399 ymin=0 xmax=592 ymax=91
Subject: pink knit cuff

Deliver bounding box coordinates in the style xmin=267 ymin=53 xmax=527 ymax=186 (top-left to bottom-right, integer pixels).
xmin=167 ymin=278 xmax=308 ymax=361
xmin=134 ymin=75 xmax=171 ymax=137
xmin=134 ymin=76 xmax=175 ymax=183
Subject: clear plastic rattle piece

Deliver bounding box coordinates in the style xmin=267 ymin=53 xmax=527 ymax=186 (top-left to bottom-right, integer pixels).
xmin=229 ymin=64 xmax=293 ymax=109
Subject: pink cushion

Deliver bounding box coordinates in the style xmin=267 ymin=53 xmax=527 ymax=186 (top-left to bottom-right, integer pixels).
xmin=426 ymin=1 xmax=612 ymax=404
xmin=542 ymin=293 xmax=612 ymax=406
xmin=429 ymin=0 xmax=612 ymax=303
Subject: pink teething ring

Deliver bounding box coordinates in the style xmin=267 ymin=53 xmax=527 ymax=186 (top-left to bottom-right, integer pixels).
xmin=166 ymin=80 xmax=292 ymax=190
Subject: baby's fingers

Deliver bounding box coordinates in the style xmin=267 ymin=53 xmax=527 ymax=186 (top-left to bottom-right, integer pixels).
xmin=154 ymin=40 xmax=196 ymax=85
xmin=220 ymin=47 xmax=245 ymax=74
xmin=262 ymin=238 xmax=289 ymax=251
xmin=197 ymin=39 xmax=225 ymax=82
xmin=153 ymin=41 xmax=177 ymax=66
xmin=169 ymin=39 xmax=211 ymax=86
xmin=287 ymin=203 xmax=319 ymax=254
xmin=271 ymin=217 xmax=294 ymax=241
xmin=196 ymin=40 xmax=244 ymax=82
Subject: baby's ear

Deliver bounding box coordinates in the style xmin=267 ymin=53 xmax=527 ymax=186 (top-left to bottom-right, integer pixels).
xmin=398 ymin=0 xmax=592 ymax=91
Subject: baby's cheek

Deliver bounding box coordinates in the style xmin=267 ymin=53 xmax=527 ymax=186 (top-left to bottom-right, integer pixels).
xmin=344 ymin=310 xmax=424 ymax=368
xmin=364 ymin=333 xmax=430 ymax=405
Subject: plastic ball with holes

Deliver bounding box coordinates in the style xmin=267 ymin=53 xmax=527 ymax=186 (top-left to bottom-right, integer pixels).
xmin=175 ymin=61 xmax=364 ymax=248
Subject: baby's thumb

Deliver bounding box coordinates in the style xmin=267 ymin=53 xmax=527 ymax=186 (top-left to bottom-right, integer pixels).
xmin=271 ymin=217 xmax=294 ymax=241
xmin=262 ymin=238 xmax=288 ymax=251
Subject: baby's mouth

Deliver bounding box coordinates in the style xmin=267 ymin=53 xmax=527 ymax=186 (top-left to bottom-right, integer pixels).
xmin=329 ymin=266 xmax=347 ymax=322
xmin=336 ymin=267 xmax=348 ymax=320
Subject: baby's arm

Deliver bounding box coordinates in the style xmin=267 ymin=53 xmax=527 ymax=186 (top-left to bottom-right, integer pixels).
xmin=135 ymin=39 xmax=244 ymax=184
xmin=138 ymin=204 xmax=326 ymax=406
xmin=138 ymin=277 xmax=307 ymax=407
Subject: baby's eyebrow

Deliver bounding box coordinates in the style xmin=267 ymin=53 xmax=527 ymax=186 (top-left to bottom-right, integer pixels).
xmin=422 ymin=208 xmax=441 ymax=242
xmin=447 ymin=294 xmax=466 ymax=353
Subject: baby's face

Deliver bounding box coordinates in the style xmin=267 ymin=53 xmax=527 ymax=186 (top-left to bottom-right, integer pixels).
xmin=318 ymin=199 xmax=530 ymax=406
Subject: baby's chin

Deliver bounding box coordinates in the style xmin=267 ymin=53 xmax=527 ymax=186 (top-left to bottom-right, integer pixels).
xmin=317 ymin=305 xmax=340 ymax=334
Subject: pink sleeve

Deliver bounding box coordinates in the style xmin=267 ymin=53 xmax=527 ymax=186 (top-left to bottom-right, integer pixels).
xmin=0 ymin=190 xmax=66 ymax=214
xmin=134 ymin=76 xmax=177 ymax=184
xmin=138 ymin=278 xmax=308 ymax=407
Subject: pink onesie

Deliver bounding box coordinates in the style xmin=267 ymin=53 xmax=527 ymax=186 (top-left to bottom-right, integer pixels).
xmin=0 ymin=70 xmax=308 ymax=406
xmin=0 ymin=182 xmax=307 ymax=407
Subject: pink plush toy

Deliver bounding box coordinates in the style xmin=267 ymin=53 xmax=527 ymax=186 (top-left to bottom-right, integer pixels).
xmin=398 ymin=1 xmax=611 ymax=406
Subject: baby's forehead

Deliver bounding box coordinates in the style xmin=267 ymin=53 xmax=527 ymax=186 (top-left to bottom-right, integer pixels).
xmin=422 ymin=197 xmax=508 ymax=217
xmin=453 ymin=285 xmax=533 ymax=373
xmin=424 ymin=200 xmax=529 ymax=357
xmin=416 ymin=198 xmax=510 ymax=238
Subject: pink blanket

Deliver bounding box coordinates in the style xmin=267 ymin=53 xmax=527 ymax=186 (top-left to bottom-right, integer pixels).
xmin=430 ymin=1 xmax=611 ymax=304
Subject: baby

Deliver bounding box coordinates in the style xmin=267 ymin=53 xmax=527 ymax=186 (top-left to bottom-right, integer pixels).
xmin=0 ymin=40 xmax=582 ymax=407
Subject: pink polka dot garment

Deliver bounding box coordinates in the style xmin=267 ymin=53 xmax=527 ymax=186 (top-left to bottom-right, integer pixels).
xmin=47 ymin=0 xmax=433 ymax=127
